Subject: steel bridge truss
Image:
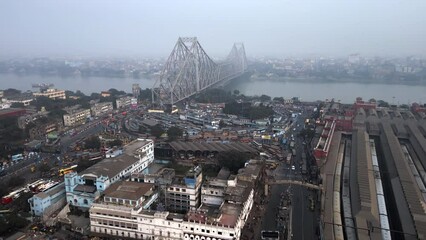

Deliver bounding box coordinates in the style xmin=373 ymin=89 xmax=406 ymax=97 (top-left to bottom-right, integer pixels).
xmin=152 ymin=37 xmax=247 ymax=105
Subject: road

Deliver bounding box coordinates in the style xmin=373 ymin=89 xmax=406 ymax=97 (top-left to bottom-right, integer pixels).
xmin=260 ymin=109 xmax=320 ymax=239
xmin=291 ymin=185 xmax=319 ymax=240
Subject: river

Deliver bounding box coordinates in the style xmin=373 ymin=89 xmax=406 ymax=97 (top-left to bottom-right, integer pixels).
xmin=227 ymin=77 xmax=426 ymax=104
xmin=1 ymin=74 xmax=426 ymax=104
xmin=0 ymin=74 xmax=156 ymax=95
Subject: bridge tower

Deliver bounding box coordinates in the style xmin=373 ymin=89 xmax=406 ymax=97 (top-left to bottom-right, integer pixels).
xmin=152 ymin=37 xmax=247 ymax=106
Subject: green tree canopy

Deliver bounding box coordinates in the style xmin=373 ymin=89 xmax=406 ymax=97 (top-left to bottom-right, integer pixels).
xmin=38 ymin=163 xmax=51 ymax=173
xmin=167 ymin=126 xmax=183 ymax=141
xmin=108 ymin=88 xmax=127 ymax=96
xmin=8 ymin=175 xmax=25 ymax=188
xmin=219 ymin=120 xmax=226 ymax=129
xmin=139 ymin=88 xmax=153 ymax=101
xmin=377 ymin=100 xmax=389 ymax=107
xmin=217 ymin=150 xmax=250 ymax=174
xmin=259 ymin=94 xmax=271 ymax=102
xmin=10 ymin=102 xmax=25 ymax=108
xmin=273 ymin=97 xmax=284 ymax=103
xmin=194 ymin=88 xmax=234 ymax=103
xmin=107 ymin=139 xmax=123 ymax=148
xmin=48 ymin=108 xmax=67 ymax=119
xmin=3 ymin=88 xmax=21 ymax=97
xmin=150 ymin=124 xmax=164 ymax=138
xmin=84 ymin=136 xmax=101 ymax=149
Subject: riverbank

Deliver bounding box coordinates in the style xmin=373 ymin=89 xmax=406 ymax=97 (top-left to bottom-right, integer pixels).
xmin=250 ymin=76 xmax=426 ymax=86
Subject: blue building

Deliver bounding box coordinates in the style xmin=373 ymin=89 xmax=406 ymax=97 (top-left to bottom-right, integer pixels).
xmin=65 ymin=139 xmax=154 ymax=210
xmin=28 ymin=182 xmax=66 ymax=217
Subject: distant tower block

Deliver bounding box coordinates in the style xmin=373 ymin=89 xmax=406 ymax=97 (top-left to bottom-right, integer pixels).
xmin=132 ymin=84 xmax=141 ymax=98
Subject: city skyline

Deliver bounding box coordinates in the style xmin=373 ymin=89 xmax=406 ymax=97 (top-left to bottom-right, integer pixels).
xmin=1 ymin=0 xmax=426 ymax=58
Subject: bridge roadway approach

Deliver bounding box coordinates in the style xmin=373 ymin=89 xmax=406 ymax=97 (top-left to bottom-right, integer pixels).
xmin=264 ymin=179 xmax=321 ymax=196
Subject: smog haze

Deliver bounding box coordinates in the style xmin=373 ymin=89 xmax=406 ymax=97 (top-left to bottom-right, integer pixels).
xmin=1 ymin=0 xmax=426 ymax=58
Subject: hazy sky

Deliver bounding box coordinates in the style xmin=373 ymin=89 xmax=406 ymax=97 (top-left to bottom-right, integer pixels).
xmin=1 ymin=0 xmax=425 ymax=58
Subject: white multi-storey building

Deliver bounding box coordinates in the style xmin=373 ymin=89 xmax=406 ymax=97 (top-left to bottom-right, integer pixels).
xmin=65 ymin=139 xmax=154 ymax=209
xmin=89 ymin=165 xmax=257 ymax=240
xmin=90 ymin=102 xmax=113 ymax=117
xmin=165 ymin=166 xmax=203 ymax=212
xmin=28 ymin=182 xmax=65 ymax=217
xmin=63 ymin=108 xmax=91 ymax=127
xmin=116 ymin=96 xmax=133 ymax=109
xmin=33 ymin=88 xmax=66 ymax=100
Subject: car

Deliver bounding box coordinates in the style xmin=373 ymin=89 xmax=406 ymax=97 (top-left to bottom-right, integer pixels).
xmin=291 ymin=165 xmax=296 ymax=170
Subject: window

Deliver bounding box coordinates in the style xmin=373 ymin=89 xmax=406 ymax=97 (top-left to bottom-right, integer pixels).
xmin=230 ymin=233 xmax=234 ymax=237
xmin=218 ymin=231 xmax=222 ymax=235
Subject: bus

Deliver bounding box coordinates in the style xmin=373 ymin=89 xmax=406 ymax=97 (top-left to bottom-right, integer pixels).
xmin=59 ymin=165 xmax=78 ymax=176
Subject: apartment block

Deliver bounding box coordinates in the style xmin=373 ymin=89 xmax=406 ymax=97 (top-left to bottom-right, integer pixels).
xmin=65 ymin=139 xmax=154 ymax=210
xmin=63 ymin=107 xmax=91 ymax=127
xmin=91 ymin=102 xmax=113 ymax=117
xmin=33 ymin=88 xmax=66 ymax=100
xmin=165 ymin=166 xmax=203 ymax=212
xmin=89 ymin=169 xmax=254 ymax=240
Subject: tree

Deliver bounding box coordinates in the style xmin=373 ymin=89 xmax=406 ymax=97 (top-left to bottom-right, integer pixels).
xmin=0 ymin=183 xmax=7 ymax=198
xmin=75 ymin=90 xmax=86 ymax=97
xmin=10 ymin=102 xmax=25 ymax=108
xmin=273 ymin=97 xmax=284 ymax=103
xmin=84 ymin=136 xmax=101 ymax=149
xmin=299 ymin=128 xmax=315 ymax=141
xmin=139 ymin=88 xmax=153 ymax=101
xmin=65 ymin=90 xmax=75 ymax=97
xmin=48 ymin=108 xmax=67 ymax=119
xmin=8 ymin=175 xmax=25 ymax=188
xmin=194 ymin=88 xmax=234 ymax=103
xmin=150 ymin=124 xmax=164 ymax=138
xmin=3 ymin=88 xmax=21 ymax=97
xmin=108 ymin=88 xmax=126 ymax=96
xmin=38 ymin=163 xmax=51 ymax=173
xmin=219 ymin=120 xmax=226 ymax=129
xmin=7 ymin=214 xmax=29 ymax=229
xmin=217 ymin=150 xmax=250 ymax=174
xmin=259 ymin=94 xmax=271 ymax=102
xmin=167 ymin=126 xmax=183 ymax=141
xmin=138 ymin=126 xmax=147 ymax=134
xmin=233 ymin=90 xmax=240 ymax=95
xmin=377 ymin=100 xmax=389 ymax=107
xmin=90 ymin=92 xmax=101 ymax=99
xmin=400 ymin=104 xmax=409 ymax=109
xmin=107 ymin=139 xmax=123 ymax=148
